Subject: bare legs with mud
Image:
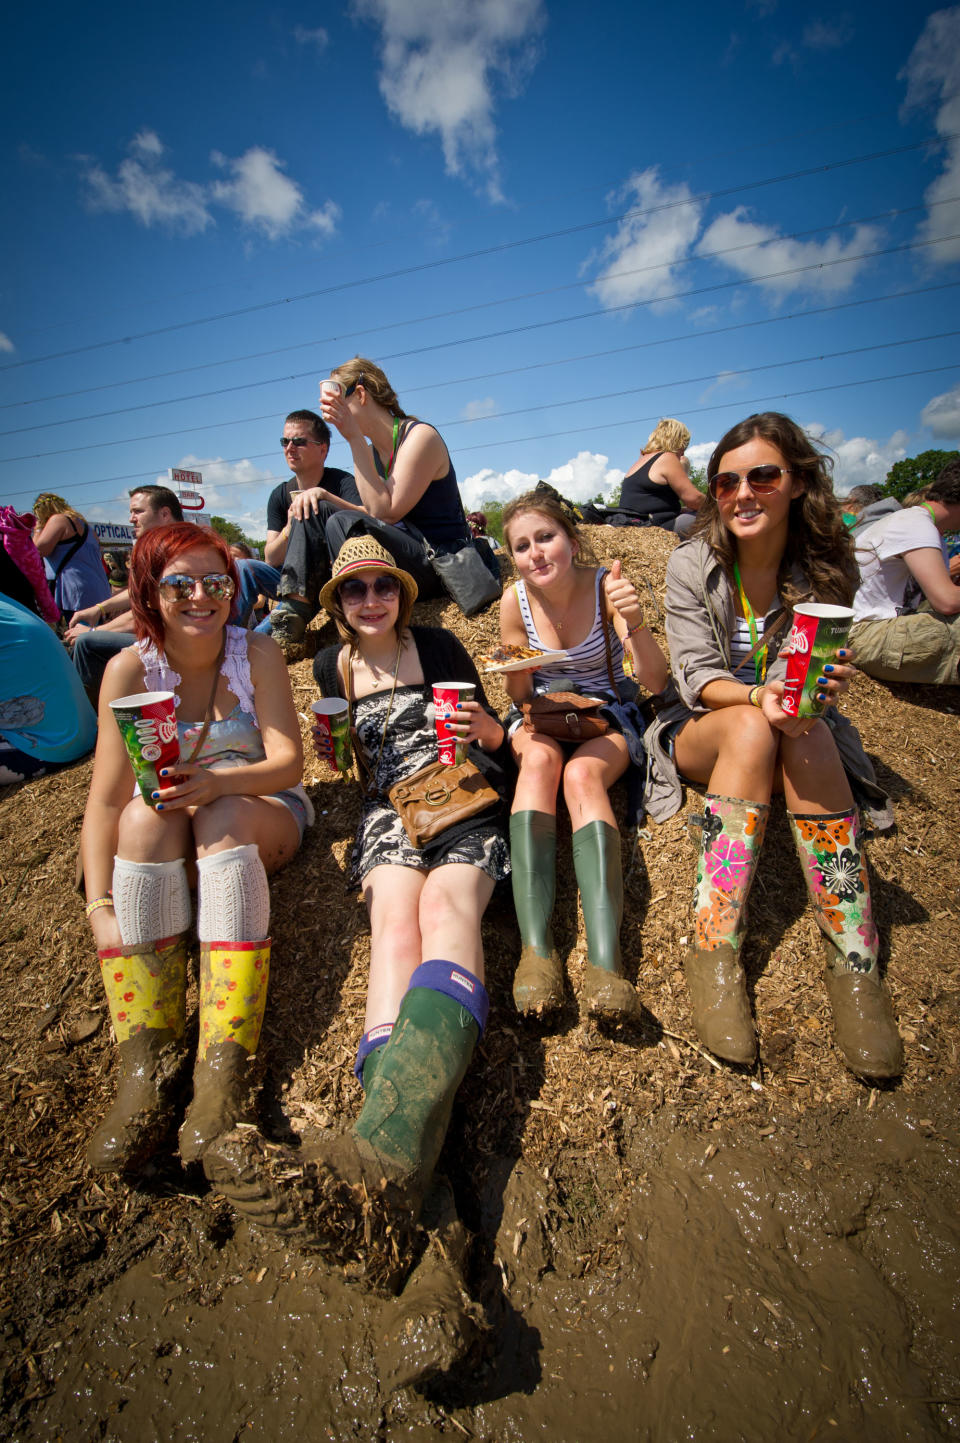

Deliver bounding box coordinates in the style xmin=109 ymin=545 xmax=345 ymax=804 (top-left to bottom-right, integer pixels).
xmin=673 ymin=703 xmax=902 ymax=1079
xmin=88 ymin=794 xmax=298 ymax=1173
xmin=509 ymin=727 xmax=639 ymax=1022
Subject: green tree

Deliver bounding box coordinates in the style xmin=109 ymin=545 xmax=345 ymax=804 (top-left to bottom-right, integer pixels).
xmin=208 ymin=515 xmax=265 ymax=554
xmin=882 ymin=450 xmax=959 ymax=502
xmin=688 ymin=464 xmax=708 ymax=494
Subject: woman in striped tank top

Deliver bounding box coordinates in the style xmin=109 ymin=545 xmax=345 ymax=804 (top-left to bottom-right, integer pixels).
xmin=499 ymin=491 xmax=668 ymax=1023
xmin=661 ymin=412 xmax=901 ymax=1080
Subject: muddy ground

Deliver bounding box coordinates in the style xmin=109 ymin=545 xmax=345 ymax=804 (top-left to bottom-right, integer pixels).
xmin=1 ymin=525 xmax=959 ymax=1441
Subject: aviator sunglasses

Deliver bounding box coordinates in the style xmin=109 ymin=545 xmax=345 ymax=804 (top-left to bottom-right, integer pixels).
xmin=337 ymin=574 xmax=401 ymax=605
xmin=709 ymin=464 xmax=794 ymax=500
xmin=158 ymin=572 xmax=236 ymax=602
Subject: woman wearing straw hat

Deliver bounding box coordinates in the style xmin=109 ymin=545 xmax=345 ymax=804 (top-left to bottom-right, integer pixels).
xmin=205 ymin=538 xmax=509 ymax=1270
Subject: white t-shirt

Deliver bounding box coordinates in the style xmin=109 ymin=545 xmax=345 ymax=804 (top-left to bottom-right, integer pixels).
xmin=852 ymin=508 xmax=948 ymax=622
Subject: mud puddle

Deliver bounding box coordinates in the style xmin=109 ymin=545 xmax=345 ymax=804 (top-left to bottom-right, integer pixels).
xmin=9 ymin=1087 xmax=959 ymax=1443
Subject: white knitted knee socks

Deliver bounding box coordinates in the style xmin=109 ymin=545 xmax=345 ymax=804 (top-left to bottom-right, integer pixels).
xmin=112 ymin=856 xmax=191 ymax=948
xmin=196 ymin=843 xmax=270 ymax=942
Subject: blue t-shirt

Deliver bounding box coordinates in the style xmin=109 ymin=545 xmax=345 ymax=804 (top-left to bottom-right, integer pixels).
xmin=0 ymin=595 xmax=97 ymax=761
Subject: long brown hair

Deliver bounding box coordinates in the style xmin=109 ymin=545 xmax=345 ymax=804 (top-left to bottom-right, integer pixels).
xmin=695 ymin=412 xmax=858 ymax=607
xmin=332 ymin=358 xmax=417 ymax=422
xmin=501 ymin=490 xmax=599 ymax=569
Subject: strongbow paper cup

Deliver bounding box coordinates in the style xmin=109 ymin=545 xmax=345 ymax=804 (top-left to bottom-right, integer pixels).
xmin=781 ymin=604 xmax=854 ymax=719
xmin=109 ymin=691 xmax=181 ymax=805
xmin=311 ymin=697 xmax=352 ymax=772
xmin=432 ymin=682 xmax=475 ymax=765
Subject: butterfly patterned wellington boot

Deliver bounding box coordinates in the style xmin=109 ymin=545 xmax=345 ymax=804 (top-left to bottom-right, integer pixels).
xmin=789 ymin=809 xmax=902 ymax=1079
xmin=685 ymin=794 xmax=769 ymax=1064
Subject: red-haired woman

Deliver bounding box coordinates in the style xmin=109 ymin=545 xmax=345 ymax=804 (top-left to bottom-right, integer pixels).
xmin=80 ymin=523 xmax=309 ymax=1174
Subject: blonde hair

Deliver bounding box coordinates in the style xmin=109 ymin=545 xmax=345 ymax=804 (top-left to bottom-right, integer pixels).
xmin=644 ymin=418 xmax=690 ymax=455
xmin=33 ymin=493 xmax=83 ymax=527
xmin=332 ymin=358 xmax=416 ymax=421
xmin=501 ymin=490 xmax=598 ymax=568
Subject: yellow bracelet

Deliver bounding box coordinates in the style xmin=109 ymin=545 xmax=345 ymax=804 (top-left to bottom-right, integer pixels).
xmin=85 ymin=895 xmax=114 ymax=918
xmin=97 ymin=604 xmax=106 ymax=624
xmin=748 ymin=685 xmax=764 ymax=708
xmin=626 ymin=621 xmax=646 ymax=639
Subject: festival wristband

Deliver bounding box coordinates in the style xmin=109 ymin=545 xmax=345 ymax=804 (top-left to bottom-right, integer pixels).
xmin=748 ymin=685 xmax=764 ymax=709
xmin=626 ymin=621 xmax=646 ymax=639
xmin=85 ymin=894 xmax=114 ymax=918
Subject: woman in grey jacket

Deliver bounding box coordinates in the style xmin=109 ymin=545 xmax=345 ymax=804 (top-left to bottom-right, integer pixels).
xmin=653 ymin=413 xmax=901 ymax=1081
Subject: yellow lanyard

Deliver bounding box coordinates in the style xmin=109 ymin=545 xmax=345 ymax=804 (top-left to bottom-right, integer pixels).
xmin=733 ymin=561 xmax=767 ymax=684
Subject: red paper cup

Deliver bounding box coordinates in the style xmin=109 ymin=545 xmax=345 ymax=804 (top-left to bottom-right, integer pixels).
xmin=781 ymin=604 xmax=854 ymax=719
xmin=109 ymin=691 xmax=181 ymax=805
xmin=432 ymin=682 xmax=475 ymax=766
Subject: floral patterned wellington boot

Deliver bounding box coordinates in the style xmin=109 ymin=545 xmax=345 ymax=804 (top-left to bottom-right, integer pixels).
xmin=789 ymin=810 xmax=902 ymax=1079
xmin=88 ymin=935 xmax=189 ymax=1172
xmin=178 ymin=940 xmax=271 ymax=1163
xmin=685 ymin=795 xmax=769 ymax=1064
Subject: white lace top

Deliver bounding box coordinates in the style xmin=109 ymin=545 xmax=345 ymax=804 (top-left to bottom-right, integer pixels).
xmin=137 ymin=625 xmax=257 ymax=718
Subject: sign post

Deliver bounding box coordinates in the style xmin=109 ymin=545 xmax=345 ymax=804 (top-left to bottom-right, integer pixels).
xmin=169 ymin=467 xmax=205 ymax=512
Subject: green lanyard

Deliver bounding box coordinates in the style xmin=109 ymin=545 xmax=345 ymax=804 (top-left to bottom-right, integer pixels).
xmin=383 ymin=417 xmax=401 ymax=481
xmin=733 ymin=561 xmax=767 ymax=684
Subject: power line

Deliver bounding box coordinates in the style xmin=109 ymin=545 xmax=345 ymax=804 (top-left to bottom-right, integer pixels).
xmin=4 ymin=352 xmax=956 ymax=505
xmin=4 ymin=197 xmax=952 ymax=434
xmin=3 ymin=131 xmax=954 ymax=374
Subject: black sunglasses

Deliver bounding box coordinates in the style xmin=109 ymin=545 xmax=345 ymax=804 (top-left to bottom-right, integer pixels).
xmin=709 ymin=464 xmax=793 ymax=499
xmin=280 ymin=435 xmax=316 ymax=449
xmin=338 ymin=575 xmax=401 ymax=605
xmin=343 ymin=375 xmax=363 ymax=398
xmin=158 ymin=572 xmax=236 ymax=602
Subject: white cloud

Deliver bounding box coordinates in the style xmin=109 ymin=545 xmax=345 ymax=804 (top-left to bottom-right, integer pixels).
xmin=82 ymin=134 xmax=339 ymax=242
xmin=901 ymin=8 xmax=960 ymax=265
xmin=460 ymin=451 xmax=623 ymax=509
xmin=158 ymin=454 xmax=281 ymax=534
xmin=805 ymin=423 xmax=909 ymax=492
xmin=353 ymin=0 xmax=545 ymax=200
xmin=685 ymin=441 xmax=716 ymax=473
xmin=921 ymin=381 xmax=960 ymax=440
xmin=697 ymin=208 xmax=881 ymax=299
xmin=462 ymin=397 xmax=497 ymax=421
xmin=83 ymin=139 xmax=212 ymax=235
xmin=211 ymin=147 xmax=340 ymax=239
xmin=293 ymin=24 xmax=329 ymax=51
xmin=588 ymin=168 xmax=704 ymax=311
xmin=0 ymin=332 xmax=14 ymax=353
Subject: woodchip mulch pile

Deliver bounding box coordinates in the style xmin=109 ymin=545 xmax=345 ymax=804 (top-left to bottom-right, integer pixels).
xmin=1 ymin=525 xmax=959 ymax=1327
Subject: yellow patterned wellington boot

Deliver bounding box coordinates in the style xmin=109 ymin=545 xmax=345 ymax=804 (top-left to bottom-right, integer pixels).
xmin=179 ymin=940 xmax=271 ymax=1163
xmin=88 ymin=936 xmax=189 ymax=1173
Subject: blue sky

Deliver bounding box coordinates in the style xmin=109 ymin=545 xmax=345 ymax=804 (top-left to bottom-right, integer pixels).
xmin=2 ymin=1 xmax=959 ymax=535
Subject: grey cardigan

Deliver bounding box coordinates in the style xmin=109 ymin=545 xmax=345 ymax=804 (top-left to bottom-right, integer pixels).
xmin=643 ymin=539 xmax=892 ymax=828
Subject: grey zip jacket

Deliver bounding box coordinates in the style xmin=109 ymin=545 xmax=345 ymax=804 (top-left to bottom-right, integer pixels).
xmin=642 ymin=539 xmax=892 ymax=828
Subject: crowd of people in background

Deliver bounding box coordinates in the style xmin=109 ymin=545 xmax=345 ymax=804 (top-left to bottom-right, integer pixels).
xmin=1 ymin=373 xmax=958 ymax=1371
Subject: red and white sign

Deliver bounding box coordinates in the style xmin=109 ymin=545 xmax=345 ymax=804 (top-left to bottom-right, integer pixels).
xmin=169 ymin=467 xmax=203 ymax=488
xmin=178 ymin=491 xmax=205 ymax=510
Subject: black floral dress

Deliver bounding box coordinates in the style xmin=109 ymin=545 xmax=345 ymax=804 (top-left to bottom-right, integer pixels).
xmin=350 ymin=684 xmax=510 ymax=888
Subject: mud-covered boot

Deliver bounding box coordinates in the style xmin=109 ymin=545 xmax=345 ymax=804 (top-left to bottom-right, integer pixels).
xmin=179 ymin=940 xmax=270 ymax=1163
xmin=269 ymin=598 xmax=313 ymax=653
xmin=685 ymin=795 xmax=769 ymax=1064
xmin=204 ymin=961 xmax=488 ymax=1290
xmin=571 ymin=820 xmax=638 ymax=1021
xmin=510 ymin=811 xmax=564 ymax=1017
xmin=376 ymin=1175 xmax=484 ymax=1393
xmin=789 ymin=809 xmax=903 ymax=1079
xmin=88 ymin=936 xmax=188 ymax=1172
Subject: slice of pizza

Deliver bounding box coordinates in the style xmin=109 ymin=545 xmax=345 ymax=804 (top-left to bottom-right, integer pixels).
xmin=478 ymin=642 xmax=546 ymax=670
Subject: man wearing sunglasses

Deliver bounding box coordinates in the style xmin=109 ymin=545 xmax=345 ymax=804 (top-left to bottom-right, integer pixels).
xmin=67 ymin=485 xmax=184 ymax=704
xmin=233 ymin=410 xmax=362 ymax=639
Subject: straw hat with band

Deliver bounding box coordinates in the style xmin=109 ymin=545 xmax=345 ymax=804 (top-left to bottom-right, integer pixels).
xmin=319 ymin=535 xmax=419 ymax=614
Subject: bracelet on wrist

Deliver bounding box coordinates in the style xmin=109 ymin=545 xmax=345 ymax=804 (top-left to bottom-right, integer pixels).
xmin=626 ymin=621 xmax=646 ymax=639
xmin=85 ymin=894 xmax=114 ymax=918
xmin=748 ymin=685 xmax=764 ymax=709
xmin=97 ymin=605 xmax=106 ymax=624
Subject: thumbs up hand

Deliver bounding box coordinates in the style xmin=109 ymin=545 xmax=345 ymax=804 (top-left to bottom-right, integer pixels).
xmin=604 ymin=558 xmax=643 ymax=630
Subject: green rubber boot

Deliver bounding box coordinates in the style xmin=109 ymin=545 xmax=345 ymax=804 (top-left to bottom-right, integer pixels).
xmin=571 ymin=820 xmax=638 ymax=1021
xmin=510 ymin=811 xmax=564 ymax=1017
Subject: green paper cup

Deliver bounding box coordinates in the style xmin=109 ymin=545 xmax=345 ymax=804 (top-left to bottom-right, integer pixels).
xmin=781 ymin=605 xmax=854 ymax=719
xmin=311 ymin=697 xmax=352 ymax=772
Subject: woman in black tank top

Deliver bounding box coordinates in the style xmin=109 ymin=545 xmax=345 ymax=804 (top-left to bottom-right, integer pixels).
xmin=621 ymin=417 xmax=703 ymax=531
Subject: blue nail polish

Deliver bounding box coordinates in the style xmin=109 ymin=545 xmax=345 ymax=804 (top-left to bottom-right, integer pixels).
xmin=815 ymin=693 xmax=826 ymax=702
xmin=816 ymin=676 xmax=827 ymax=686
xmin=156 ymin=803 xmax=164 ymax=811
xmin=823 ymin=664 xmax=835 ymax=673
xmin=151 ymin=791 xmax=159 ymax=800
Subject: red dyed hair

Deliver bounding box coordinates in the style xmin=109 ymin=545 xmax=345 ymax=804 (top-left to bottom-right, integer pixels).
xmin=128 ymin=523 xmax=238 ymax=652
